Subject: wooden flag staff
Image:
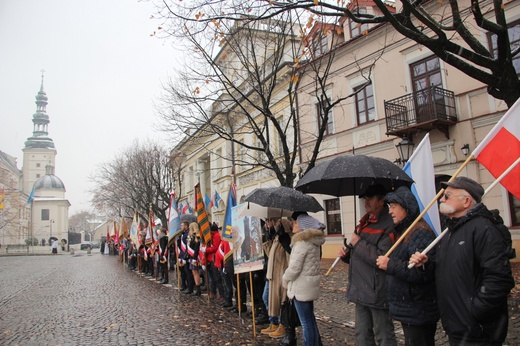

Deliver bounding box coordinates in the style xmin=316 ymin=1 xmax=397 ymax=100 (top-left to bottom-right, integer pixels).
xmin=384 ymin=154 xmax=474 ymax=257
xmin=407 ymin=156 xmax=520 ymax=269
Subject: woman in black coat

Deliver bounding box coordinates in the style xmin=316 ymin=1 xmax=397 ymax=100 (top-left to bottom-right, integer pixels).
xmin=376 ymin=186 xmax=439 ymax=346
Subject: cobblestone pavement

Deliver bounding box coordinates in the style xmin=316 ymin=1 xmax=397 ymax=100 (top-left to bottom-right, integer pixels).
xmin=0 ymin=252 xmax=518 ymax=345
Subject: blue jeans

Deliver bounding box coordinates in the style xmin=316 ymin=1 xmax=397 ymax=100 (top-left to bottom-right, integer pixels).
xmin=263 ymin=281 xmax=279 ymax=324
xmin=293 ymin=299 xmax=321 ymax=346
xmin=355 ymin=304 xmax=396 ymax=346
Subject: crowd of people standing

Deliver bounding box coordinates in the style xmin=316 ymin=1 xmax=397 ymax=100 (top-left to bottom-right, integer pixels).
xmin=99 ymin=176 xmax=515 ymax=346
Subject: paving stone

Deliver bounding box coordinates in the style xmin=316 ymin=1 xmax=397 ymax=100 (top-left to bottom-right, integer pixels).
xmin=0 ymin=254 xmax=518 ymax=345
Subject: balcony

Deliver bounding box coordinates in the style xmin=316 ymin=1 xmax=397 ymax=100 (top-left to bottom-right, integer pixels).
xmin=384 ymin=86 xmax=457 ymax=138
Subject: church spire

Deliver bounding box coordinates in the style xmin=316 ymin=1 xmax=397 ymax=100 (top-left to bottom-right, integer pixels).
xmin=24 ymin=70 xmax=55 ymax=149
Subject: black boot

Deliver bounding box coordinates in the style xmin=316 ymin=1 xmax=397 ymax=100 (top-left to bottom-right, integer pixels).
xmin=279 ymin=326 xmax=296 ymax=346
xmin=181 ymin=287 xmax=193 ymax=294
xmin=192 ymin=285 xmax=201 ymax=296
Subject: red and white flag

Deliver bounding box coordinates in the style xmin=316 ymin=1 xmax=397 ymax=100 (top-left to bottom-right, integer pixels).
xmin=473 ymin=99 xmax=520 ymax=199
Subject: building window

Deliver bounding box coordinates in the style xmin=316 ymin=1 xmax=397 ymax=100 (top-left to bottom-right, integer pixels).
xmin=410 ymin=56 xmax=443 ymax=122
xmin=316 ymin=102 xmax=334 ymax=136
xmin=509 ymin=193 xmax=520 ymax=227
xmin=489 ymin=20 xmax=520 ymax=74
xmin=312 ymin=33 xmax=329 ymax=56
xmin=36 ymin=163 xmax=40 ymax=167
xmin=349 ymin=8 xmax=368 ymax=38
xmin=36 ymin=174 xmax=40 ymax=178
xmin=41 ymin=209 xmax=50 ymax=221
xmin=355 ymin=83 xmax=375 ymax=125
xmin=325 ymin=198 xmax=342 ymax=235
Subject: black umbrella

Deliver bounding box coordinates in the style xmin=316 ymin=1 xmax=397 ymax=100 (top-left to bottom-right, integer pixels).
xmin=180 ymin=214 xmax=197 ymax=224
xmin=244 ymin=186 xmax=324 ymax=213
xmin=295 ymin=155 xmax=413 ymax=197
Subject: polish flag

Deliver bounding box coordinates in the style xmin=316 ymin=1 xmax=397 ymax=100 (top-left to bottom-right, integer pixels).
xmin=473 ymin=99 xmax=520 ymax=200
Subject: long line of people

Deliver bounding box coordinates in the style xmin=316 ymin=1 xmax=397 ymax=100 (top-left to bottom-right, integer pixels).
xmin=105 ymin=178 xmax=515 ymax=346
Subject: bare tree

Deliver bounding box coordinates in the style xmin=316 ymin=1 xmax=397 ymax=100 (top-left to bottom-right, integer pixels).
xmin=156 ymin=13 xmax=373 ymax=185
xmin=153 ymin=0 xmax=519 ymax=107
xmin=68 ymin=210 xmax=95 ymax=235
xmin=90 ymin=141 xmax=175 ymax=225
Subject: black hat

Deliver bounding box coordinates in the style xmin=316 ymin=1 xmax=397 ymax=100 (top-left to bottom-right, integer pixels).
xmin=290 ymin=211 xmax=308 ymax=221
xmin=441 ymin=177 xmax=484 ymax=203
xmin=210 ymin=222 xmax=219 ymax=232
xmin=360 ymin=184 xmax=387 ymax=198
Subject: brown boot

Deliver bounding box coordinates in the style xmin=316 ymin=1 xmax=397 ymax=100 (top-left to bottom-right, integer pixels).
xmin=261 ymin=323 xmax=278 ymax=335
xmin=269 ymin=324 xmax=285 ymax=338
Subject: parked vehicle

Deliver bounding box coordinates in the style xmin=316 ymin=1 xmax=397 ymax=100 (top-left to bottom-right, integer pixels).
xmin=80 ymin=241 xmax=94 ymax=250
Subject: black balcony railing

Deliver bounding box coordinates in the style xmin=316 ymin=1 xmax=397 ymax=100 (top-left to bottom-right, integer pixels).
xmin=385 ymin=86 xmax=457 ymax=138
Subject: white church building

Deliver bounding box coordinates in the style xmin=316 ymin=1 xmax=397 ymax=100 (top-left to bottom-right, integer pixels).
xmin=0 ymin=76 xmax=70 ymax=247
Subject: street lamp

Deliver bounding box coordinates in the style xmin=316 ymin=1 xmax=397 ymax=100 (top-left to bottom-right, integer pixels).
xmin=461 ymin=143 xmax=470 ymax=156
xmin=395 ymin=136 xmax=414 ymax=164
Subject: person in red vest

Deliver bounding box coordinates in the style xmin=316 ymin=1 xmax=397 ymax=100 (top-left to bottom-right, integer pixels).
xmin=214 ymin=227 xmax=233 ymax=307
xmin=201 ymin=222 xmax=224 ymax=300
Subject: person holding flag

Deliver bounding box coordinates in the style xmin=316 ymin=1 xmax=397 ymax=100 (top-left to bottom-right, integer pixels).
xmin=158 ymin=227 xmax=169 ymax=284
xmin=187 ymin=222 xmax=203 ymax=296
xmin=376 ymin=186 xmax=439 ymax=346
xmin=411 ymin=177 xmax=514 ymax=345
xmin=200 ymin=222 xmax=224 ymax=300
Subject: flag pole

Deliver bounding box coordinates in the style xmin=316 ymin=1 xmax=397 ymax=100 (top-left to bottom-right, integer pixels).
xmin=407 ymin=156 xmax=520 ymax=268
xmin=385 ymin=154 xmax=474 ymax=257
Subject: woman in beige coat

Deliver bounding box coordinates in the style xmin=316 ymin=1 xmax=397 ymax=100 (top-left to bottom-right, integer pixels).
xmin=261 ymin=219 xmax=292 ymax=337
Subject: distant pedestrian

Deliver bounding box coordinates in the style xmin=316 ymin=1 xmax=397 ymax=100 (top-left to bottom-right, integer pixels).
xmin=411 ymin=177 xmax=514 ymax=345
xmin=51 ymin=239 xmax=58 ymax=255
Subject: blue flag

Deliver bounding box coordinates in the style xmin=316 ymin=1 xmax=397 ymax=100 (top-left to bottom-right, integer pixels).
xmin=212 ymin=190 xmax=222 ymax=208
xmin=222 ymin=184 xmax=236 ymax=239
xmin=204 ymin=193 xmax=211 ymax=209
xmin=402 ymin=133 xmax=441 ymax=235
xmin=26 ymin=186 xmax=35 ymax=204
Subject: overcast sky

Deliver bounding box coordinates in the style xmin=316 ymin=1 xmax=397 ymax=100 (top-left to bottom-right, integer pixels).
xmin=0 ymin=0 xmax=180 ymax=215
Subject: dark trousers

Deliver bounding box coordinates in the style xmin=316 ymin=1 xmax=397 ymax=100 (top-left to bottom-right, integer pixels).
xmin=160 ymin=261 xmax=168 ymax=282
xmin=208 ymin=261 xmax=224 ymax=296
xmin=247 ymin=270 xmax=266 ymax=314
xmin=401 ymin=322 xmax=436 ymax=346
xmin=219 ymin=268 xmax=232 ymax=302
xmin=184 ymin=264 xmax=194 ymax=290
xmin=179 ymin=262 xmax=187 ymax=289
xmin=233 ymin=273 xmax=248 ymax=310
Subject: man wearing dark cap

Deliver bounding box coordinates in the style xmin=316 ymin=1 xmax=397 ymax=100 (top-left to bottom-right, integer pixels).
xmin=411 ymin=177 xmax=514 ymax=345
xmin=338 ymin=184 xmax=397 ymax=345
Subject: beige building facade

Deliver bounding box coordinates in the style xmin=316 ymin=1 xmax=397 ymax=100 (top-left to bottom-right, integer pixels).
xmin=172 ymin=2 xmax=519 ymax=259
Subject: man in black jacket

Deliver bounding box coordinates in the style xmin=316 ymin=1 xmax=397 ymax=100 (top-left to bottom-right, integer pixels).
xmin=411 ymin=177 xmax=514 ymax=345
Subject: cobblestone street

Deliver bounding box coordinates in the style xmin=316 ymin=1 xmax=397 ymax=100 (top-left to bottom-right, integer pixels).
xmin=0 ymin=252 xmax=518 ymax=345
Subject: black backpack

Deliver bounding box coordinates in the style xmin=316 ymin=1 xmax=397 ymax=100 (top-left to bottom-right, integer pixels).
xmin=489 ymin=209 xmax=516 ymax=259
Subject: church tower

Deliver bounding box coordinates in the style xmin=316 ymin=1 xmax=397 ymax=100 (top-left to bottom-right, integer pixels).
xmin=22 ymin=72 xmax=70 ymax=247
xmin=22 ymin=72 xmax=57 ymax=195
